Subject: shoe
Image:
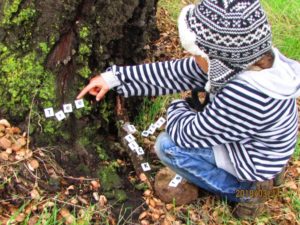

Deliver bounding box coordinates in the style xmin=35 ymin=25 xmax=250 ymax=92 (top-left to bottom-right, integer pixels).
xmin=273 ymin=166 xmax=286 ymax=186
xmin=232 ymin=179 xmax=273 ymax=220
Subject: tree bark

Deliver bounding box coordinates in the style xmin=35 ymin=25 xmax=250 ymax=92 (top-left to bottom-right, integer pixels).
xmin=0 ymin=0 xmax=158 ymax=174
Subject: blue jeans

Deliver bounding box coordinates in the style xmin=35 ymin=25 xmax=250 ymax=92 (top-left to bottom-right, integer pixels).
xmin=155 ymin=132 xmax=255 ymax=202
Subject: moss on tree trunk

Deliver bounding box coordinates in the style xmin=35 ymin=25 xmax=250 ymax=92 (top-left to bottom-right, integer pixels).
xmin=0 ymin=0 xmax=158 ymax=188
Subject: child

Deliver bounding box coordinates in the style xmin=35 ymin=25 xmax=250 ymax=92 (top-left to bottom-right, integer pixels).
xmin=77 ymin=0 xmax=300 ymax=218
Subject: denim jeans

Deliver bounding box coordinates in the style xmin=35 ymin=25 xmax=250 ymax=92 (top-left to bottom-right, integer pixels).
xmin=155 ymin=132 xmax=255 ymax=202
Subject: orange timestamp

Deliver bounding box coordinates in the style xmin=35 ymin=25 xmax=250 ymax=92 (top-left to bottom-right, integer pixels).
xmin=236 ymin=187 xmax=280 ymax=199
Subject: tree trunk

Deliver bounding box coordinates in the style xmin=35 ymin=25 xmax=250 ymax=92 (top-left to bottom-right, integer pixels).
xmin=0 ymin=0 xmax=158 ymax=140
xmin=0 ymin=0 xmax=158 ymax=184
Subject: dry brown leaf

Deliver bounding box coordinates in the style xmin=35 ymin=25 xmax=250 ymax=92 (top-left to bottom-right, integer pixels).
xmin=166 ymin=204 xmax=173 ymax=210
xmin=139 ymin=173 xmax=148 ymax=182
xmin=0 ymin=125 xmax=5 ymax=132
xmin=60 ymin=208 xmax=75 ymax=225
xmin=11 ymin=127 xmax=21 ymax=134
xmin=149 ymin=199 xmax=156 ymax=208
xmin=44 ymin=201 xmax=55 ymax=208
xmin=139 ymin=211 xmax=148 ymax=220
xmin=99 ymin=195 xmax=107 ymax=206
xmin=0 ymin=151 xmax=9 ymax=161
xmin=5 ymin=148 xmax=12 ymax=154
xmin=17 ymin=148 xmax=26 ymax=156
xmin=0 ymin=137 xmax=12 ymax=149
xmin=25 ymin=149 xmax=33 ymax=159
xmin=90 ymin=180 xmax=101 ymax=190
xmin=28 ymin=159 xmax=39 ymax=171
xmin=140 ymin=219 xmax=150 ymax=225
xmin=15 ymin=213 xmax=26 ymax=223
xmin=70 ymin=198 xmax=79 ymax=205
xmin=30 ymin=189 xmax=40 ymax=200
xmin=285 ymin=181 xmax=298 ymax=190
xmin=151 ymin=212 xmax=160 ymax=220
xmin=28 ymin=216 xmax=39 ymax=225
xmin=12 ymin=143 xmax=22 ymax=151
xmin=144 ymin=189 xmax=152 ymax=197
xmin=77 ymin=209 xmax=86 ymax=219
xmin=0 ymin=119 xmax=11 ymax=128
xmin=78 ymin=196 xmax=89 ymax=205
xmin=16 ymin=137 xmax=27 ymax=147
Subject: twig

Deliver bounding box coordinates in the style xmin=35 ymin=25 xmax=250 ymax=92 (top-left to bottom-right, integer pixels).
xmin=62 ymin=175 xmax=99 ymax=181
xmin=27 ymin=88 xmax=39 ymax=150
xmin=34 ymin=155 xmax=49 ymax=175
xmin=24 ymin=163 xmax=41 ymax=181
xmin=121 ymin=202 xmax=146 ymax=225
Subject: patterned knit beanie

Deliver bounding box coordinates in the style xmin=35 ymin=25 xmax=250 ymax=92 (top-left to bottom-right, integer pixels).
xmin=178 ymin=0 xmax=272 ymax=93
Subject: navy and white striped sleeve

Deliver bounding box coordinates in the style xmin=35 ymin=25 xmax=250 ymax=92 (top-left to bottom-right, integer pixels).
xmin=166 ymin=81 xmax=266 ymax=149
xmin=111 ymin=57 xmax=207 ymax=97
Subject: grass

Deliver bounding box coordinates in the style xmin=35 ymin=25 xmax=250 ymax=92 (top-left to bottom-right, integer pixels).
xmin=261 ymin=0 xmax=300 ymax=60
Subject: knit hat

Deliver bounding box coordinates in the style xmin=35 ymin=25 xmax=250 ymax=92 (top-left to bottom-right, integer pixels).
xmin=178 ymin=0 xmax=272 ymax=93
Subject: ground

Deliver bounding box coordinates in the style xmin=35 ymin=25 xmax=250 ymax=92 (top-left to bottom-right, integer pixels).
xmin=0 ymin=0 xmax=300 ymax=224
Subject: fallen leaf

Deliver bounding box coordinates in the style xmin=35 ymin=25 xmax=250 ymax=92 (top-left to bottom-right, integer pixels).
xmin=60 ymin=208 xmax=75 ymax=225
xmin=12 ymin=143 xmax=22 ymax=151
xmin=30 ymin=189 xmax=40 ymax=200
xmin=90 ymin=180 xmax=101 ymax=190
xmin=0 ymin=119 xmax=11 ymax=128
xmin=27 ymin=159 xmax=39 ymax=171
xmin=0 ymin=137 xmax=12 ymax=149
xmin=99 ymin=195 xmax=107 ymax=206
xmin=15 ymin=213 xmax=26 ymax=223
xmin=144 ymin=189 xmax=152 ymax=197
xmin=16 ymin=137 xmax=27 ymax=147
xmin=0 ymin=152 xmax=9 ymax=161
xmin=5 ymin=148 xmax=12 ymax=154
xmin=285 ymin=181 xmax=298 ymax=190
xmin=140 ymin=219 xmax=150 ymax=225
xmin=139 ymin=211 xmax=148 ymax=220
xmin=28 ymin=216 xmax=39 ymax=225
xmin=0 ymin=125 xmax=5 ymax=132
xmin=93 ymin=192 xmax=99 ymax=201
xmin=78 ymin=196 xmax=89 ymax=205
xmin=139 ymin=173 xmax=148 ymax=182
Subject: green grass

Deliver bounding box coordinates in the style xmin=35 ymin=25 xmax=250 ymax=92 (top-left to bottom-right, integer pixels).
xmin=261 ymin=0 xmax=300 ymax=60
xmin=294 ymin=138 xmax=300 ymax=160
xmin=134 ymin=96 xmax=173 ymax=130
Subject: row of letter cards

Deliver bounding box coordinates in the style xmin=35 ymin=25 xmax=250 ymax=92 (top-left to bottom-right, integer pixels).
xmin=124 ymin=133 xmax=150 ymax=172
xmin=142 ymin=117 xmax=166 ymax=137
xmin=44 ymin=99 xmax=84 ymax=121
xmin=124 ymin=133 xmax=145 ymax=156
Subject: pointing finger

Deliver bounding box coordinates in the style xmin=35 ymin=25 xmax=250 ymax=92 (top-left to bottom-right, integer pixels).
xmin=77 ymin=83 xmax=98 ymax=99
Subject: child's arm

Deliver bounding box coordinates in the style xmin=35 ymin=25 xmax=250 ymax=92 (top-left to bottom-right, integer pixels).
xmin=110 ymin=57 xmax=207 ymax=97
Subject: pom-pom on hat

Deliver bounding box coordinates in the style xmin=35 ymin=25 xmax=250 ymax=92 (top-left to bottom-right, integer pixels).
xmin=178 ymin=0 xmax=272 ymax=93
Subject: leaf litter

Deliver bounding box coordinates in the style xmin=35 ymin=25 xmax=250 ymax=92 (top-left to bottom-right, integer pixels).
xmin=1 ymin=1 xmax=300 ymax=224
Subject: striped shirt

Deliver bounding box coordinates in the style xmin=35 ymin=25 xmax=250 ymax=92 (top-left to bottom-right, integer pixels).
xmin=111 ymin=57 xmax=298 ymax=182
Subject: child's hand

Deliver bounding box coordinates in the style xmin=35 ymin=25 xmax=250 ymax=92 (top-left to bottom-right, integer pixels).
xmin=76 ymin=75 xmax=110 ymax=101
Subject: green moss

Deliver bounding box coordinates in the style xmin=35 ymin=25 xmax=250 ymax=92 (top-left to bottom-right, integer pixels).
xmin=1 ymin=0 xmax=22 ymax=25
xmin=1 ymin=1 xmax=36 ymax=26
xmin=39 ymin=42 xmax=50 ymax=54
xmin=0 ymin=40 xmax=64 ymax=142
xmin=78 ymin=65 xmax=91 ymax=78
xmin=114 ymin=190 xmax=127 ymax=203
xmin=98 ymin=164 xmax=122 ymax=191
xmin=79 ymin=26 xmax=90 ymax=39
xmin=12 ymin=7 xmax=36 ymax=25
xmin=95 ymin=145 xmax=109 ymax=160
xmin=79 ymin=43 xmax=92 ymax=56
